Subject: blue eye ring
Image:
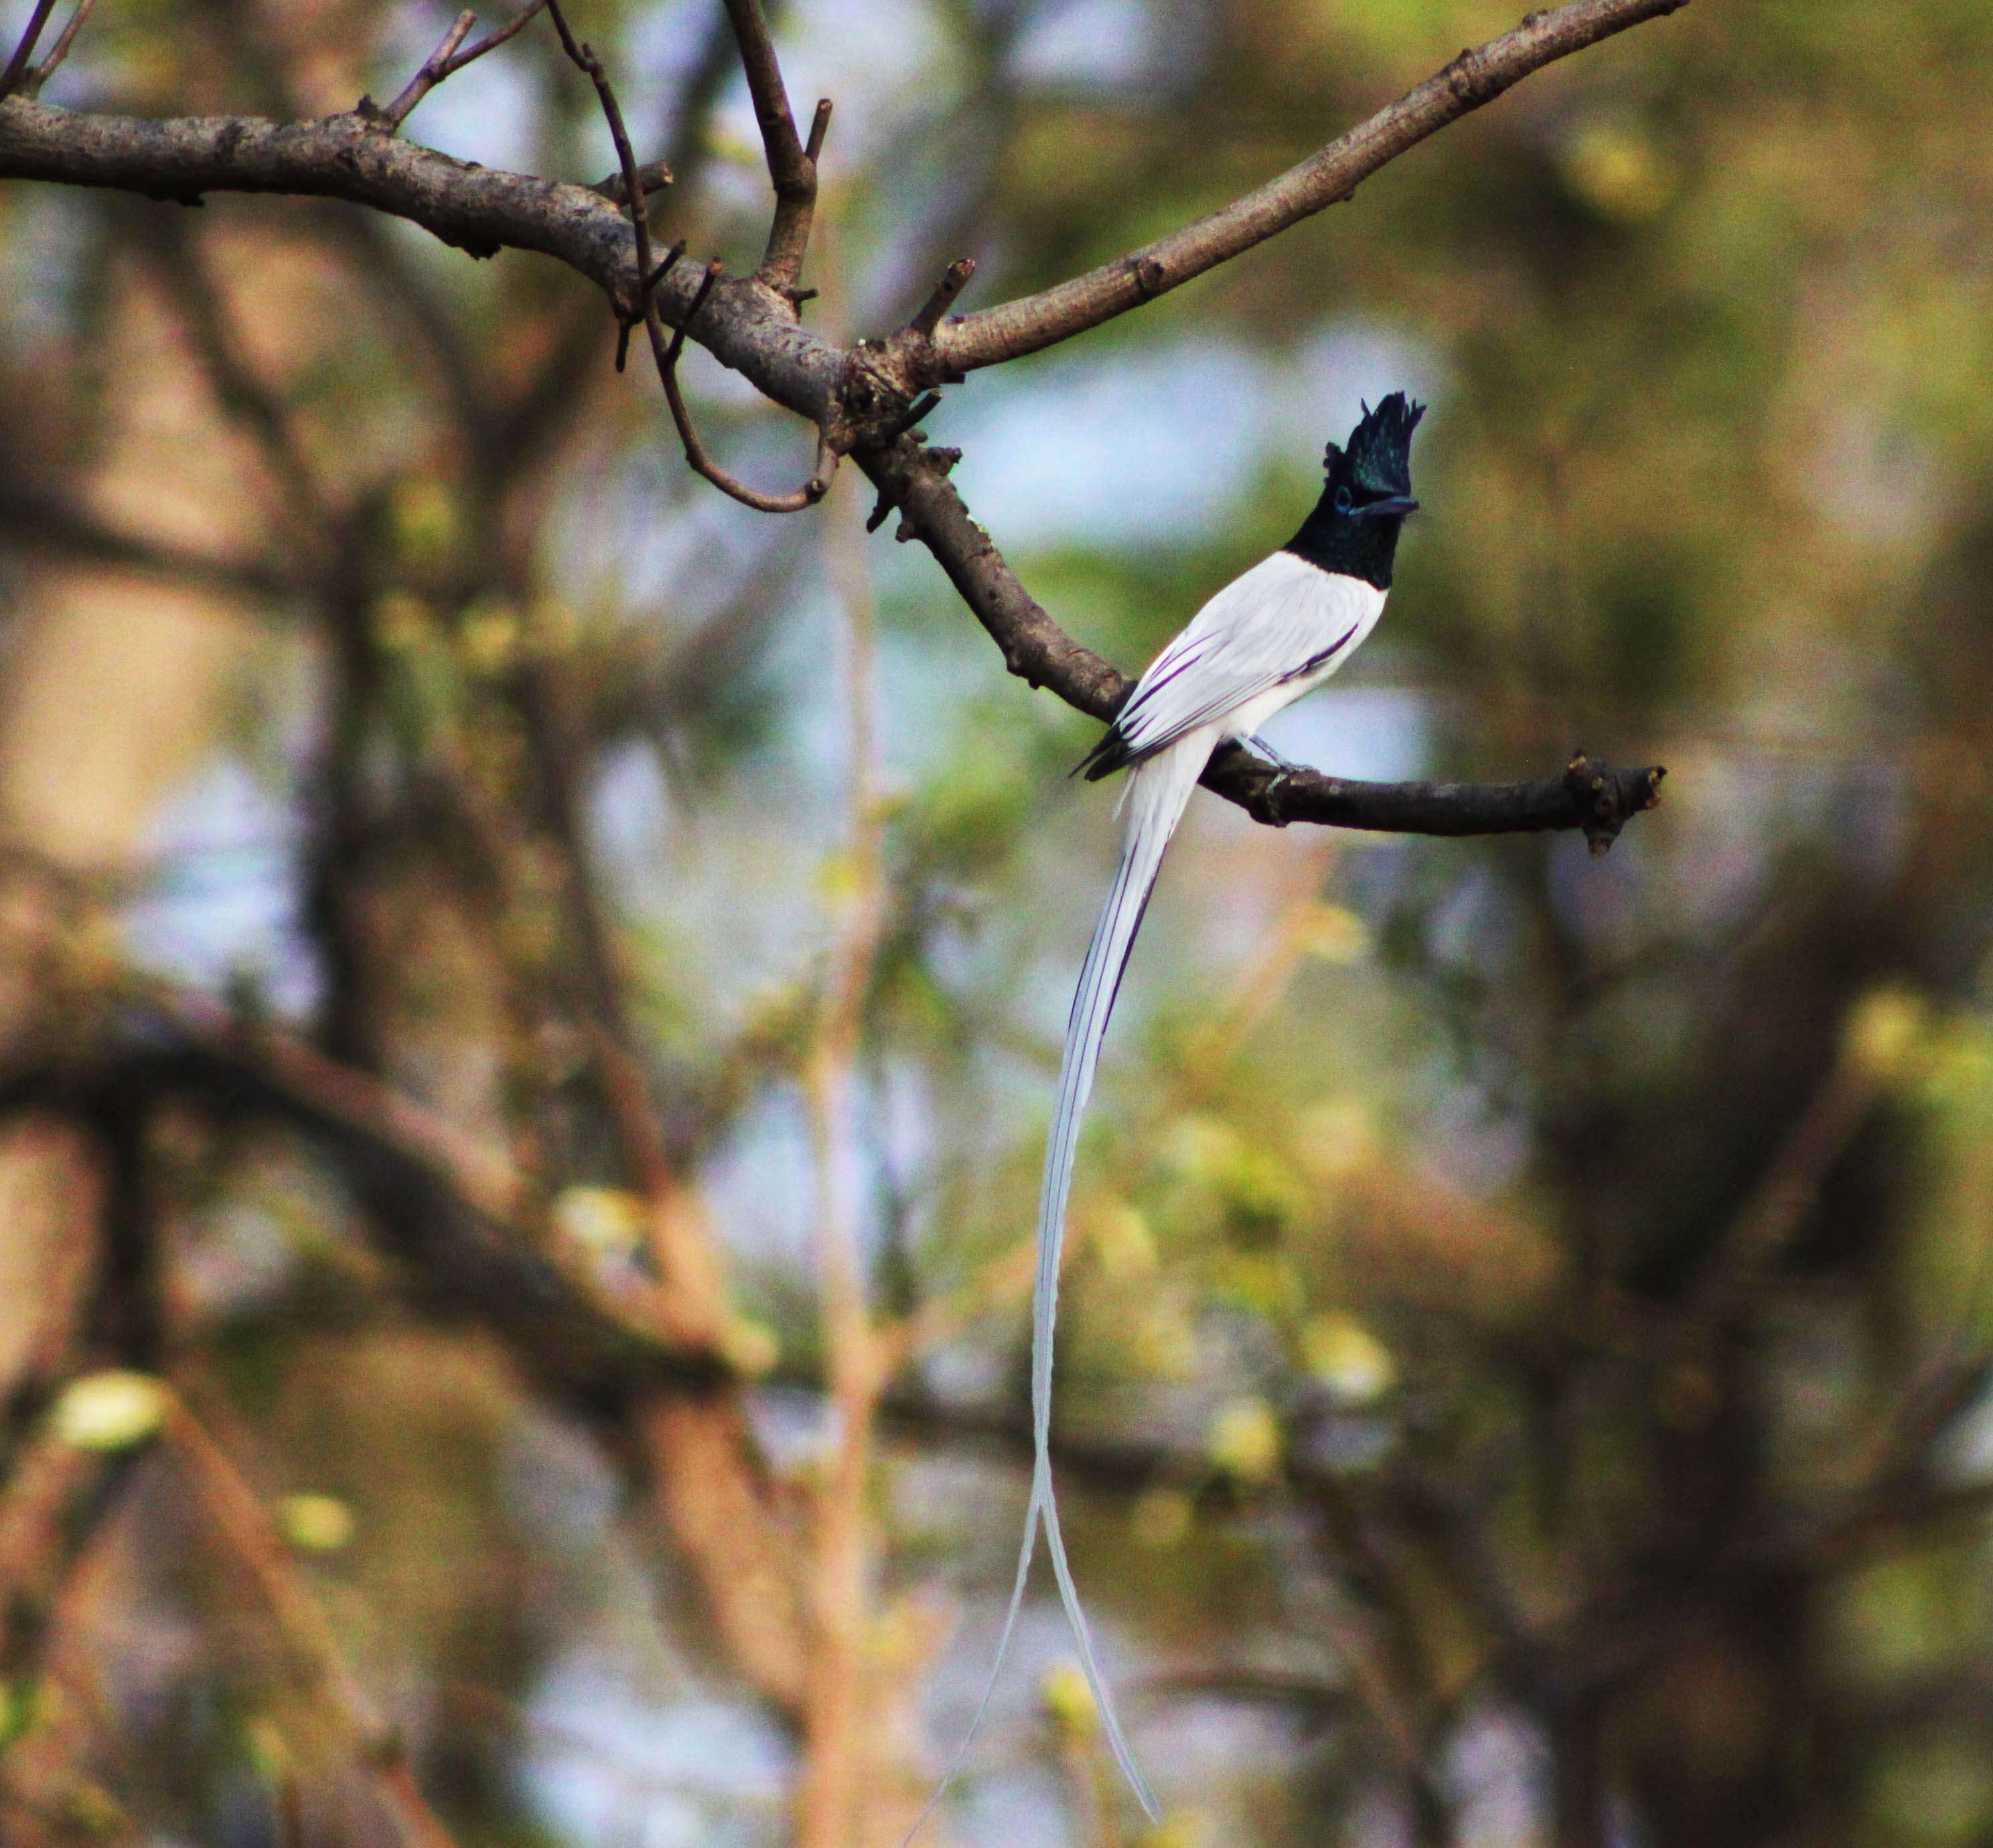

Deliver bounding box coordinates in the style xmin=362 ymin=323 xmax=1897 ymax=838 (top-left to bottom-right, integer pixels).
xmin=1334 ymin=485 xmax=1353 ymax=514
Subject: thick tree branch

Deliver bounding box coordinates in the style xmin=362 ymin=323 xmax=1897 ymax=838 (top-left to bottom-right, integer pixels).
xmin=0 ymin=96 xmax=847 ymax=420
xmin=915 ymin=0 xmax=1691 ymax=376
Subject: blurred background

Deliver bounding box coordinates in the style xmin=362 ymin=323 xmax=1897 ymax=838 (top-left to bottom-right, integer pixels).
xmin=3 ymin=0 xmax=1993 ymax=1843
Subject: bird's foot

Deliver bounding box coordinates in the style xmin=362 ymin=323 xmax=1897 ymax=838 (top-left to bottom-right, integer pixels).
xmin=1244 ymin=734 xmax=1304 ymax=777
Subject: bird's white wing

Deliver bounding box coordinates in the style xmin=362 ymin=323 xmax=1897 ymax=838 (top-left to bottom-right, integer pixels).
xmin=1108 ymin=552 xmax=1380 ymax=765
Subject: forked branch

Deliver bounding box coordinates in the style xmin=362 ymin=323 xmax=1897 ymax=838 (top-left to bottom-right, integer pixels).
xmin=544 ymin=0 xmax=832 ymax=511
xmin=0 ymin=0 xmax=60 ymax=101
xmin=719 ymin=0 xmax=830 ymax=286
xmin=370 ymin=0 xmax=551 ymax=133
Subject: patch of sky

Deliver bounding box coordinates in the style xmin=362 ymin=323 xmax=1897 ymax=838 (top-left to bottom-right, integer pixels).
xmin=550 ymin=441 xmax=772 ymax=635
xmin=782 ymin=0 xmax=956 ymax=163
xmin=940 ymin=319 xmax=1442 ymax=554
xmin=699 ymin=1047 xmax=940 ymax=1282
xmin=702 ymin=1083 xmax=818 ymax=1273
xmin=525 ymin=1651 xmax=788 ymax=1848
xmin=1009 ymin=0 xmax=1191 ymax=91
xmin=1444 ymin=1703 xmax=1550 ymax=1848
xmin=0 ymin=190 xmax=91 ymax=349
xmin=122 ymin=754 xmax=319 ymax=1017
xmin=387 ymin=1 xmax=544 ymax=174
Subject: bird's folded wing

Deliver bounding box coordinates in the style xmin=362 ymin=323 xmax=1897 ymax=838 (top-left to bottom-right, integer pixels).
xmin=1108 ymin=552 xmax=1373 ymax=766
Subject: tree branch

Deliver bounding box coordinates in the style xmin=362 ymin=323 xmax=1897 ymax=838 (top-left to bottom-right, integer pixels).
xmin=0 ymin=0 xmax=61 ymax=103
xmin=16 ymin=0 xmax=94 ymax=98
xmin=0 ymin=0 xmax=1674 ymax=843
xmin=861 ymin=440 xmax=1667 ymax=846
xmin=370 ymin=0 xmax=552 ymax=133
xmin=719 ymin=0 xmax=828 ymax=286
xmin=915 ymin=0 xmax=1691 ymax=376
xmin=544 ymin=1 xmax=831 ymax=511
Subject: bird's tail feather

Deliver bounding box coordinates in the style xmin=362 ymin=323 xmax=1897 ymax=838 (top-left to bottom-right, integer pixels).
xmin=907 ymin=740 xmax=1203 ymax=1842
xmin=1028 ymin=745 xmax=1200 ymax=1817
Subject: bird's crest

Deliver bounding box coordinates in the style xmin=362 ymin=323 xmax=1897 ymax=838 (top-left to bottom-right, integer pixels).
xmin=1328 ymin=391 xmax=1426 ymax=495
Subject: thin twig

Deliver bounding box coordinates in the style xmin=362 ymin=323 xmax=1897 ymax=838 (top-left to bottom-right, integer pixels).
xmin=544 ymin=0 xmax=834 ymax=512
xmin=19 ymin=0 xmax=95 ymax=96
xmin=0 ymin=0 xmax=60 ymax=101
xmin=372 ymin=0 xmax=550 ymax=132
xmin=435 ymin=0 xmax=548 ymax=77
xmin=652 ymin=262 xmax=838 ymax=509
xmin=919 ymin=0 xmax=1692 ymax=374
xmin=375 ymin=9 xmax=475 ymax=131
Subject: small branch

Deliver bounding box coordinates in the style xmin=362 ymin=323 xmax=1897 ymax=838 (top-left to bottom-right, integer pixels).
xmin=923 ymin=0 xmax=1691 ymax=375
xmin=437 ymin=0 xmax=548 ymax=77
xmin=0 ymin=0 xmax=60 ymax=102
xmin=907 ymin=256 xmax=974 ymax=338
xmin=18 ymin=0 xmax=95 ymax=98
xmin=591 ymin=155 xmax=673 ymax=206
xmin=374 ymin=8 xmax=475 ymax=132
xmin=719 ymin=0 xmax=827 ymax=285
xmin=370 ymin=0 xmax=550 ymax=133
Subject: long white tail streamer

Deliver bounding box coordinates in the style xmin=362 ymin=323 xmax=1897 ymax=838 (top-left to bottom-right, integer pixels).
xmin=907 ymin=736 xmax=1210 ymax=1841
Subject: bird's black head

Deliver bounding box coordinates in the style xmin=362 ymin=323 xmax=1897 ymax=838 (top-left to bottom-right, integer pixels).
xmin=1284 ymin=392 xmax=1426 ymax=589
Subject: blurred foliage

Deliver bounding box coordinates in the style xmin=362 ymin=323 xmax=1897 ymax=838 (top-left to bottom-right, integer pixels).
xmin=3 ymin=0 xmax=1993 ymax=1844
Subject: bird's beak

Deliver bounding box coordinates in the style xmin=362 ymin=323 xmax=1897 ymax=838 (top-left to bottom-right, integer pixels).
xmin=1358 ymin=495 xmax=1419 ymax=521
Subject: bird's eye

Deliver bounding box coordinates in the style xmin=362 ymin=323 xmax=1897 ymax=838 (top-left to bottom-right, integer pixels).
xmin=1334 ymin=486 xmax=1353 ymax=514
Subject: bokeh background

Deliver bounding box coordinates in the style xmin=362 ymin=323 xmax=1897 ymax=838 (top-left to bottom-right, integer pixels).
xmin=4 ymin=0 xmax=1993 ymax=1843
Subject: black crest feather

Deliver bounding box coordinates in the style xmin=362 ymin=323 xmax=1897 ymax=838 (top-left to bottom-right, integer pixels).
xmin=1339 ymin=392 xmax=1425 ymax=495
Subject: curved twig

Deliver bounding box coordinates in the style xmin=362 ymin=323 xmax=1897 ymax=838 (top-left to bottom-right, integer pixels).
xmin=543 ymin=0 xmax=831 ymax=512
xmin=651 ymin=261 xmax=835 ymax=512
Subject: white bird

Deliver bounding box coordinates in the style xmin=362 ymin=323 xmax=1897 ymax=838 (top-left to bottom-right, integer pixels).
xmin=913 ymin=392 xmax=1425 ymax=1831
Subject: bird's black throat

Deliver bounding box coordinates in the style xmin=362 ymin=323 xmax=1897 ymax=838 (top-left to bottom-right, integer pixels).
xmin=1282 ymin=494 xmax=1407 ymax=590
